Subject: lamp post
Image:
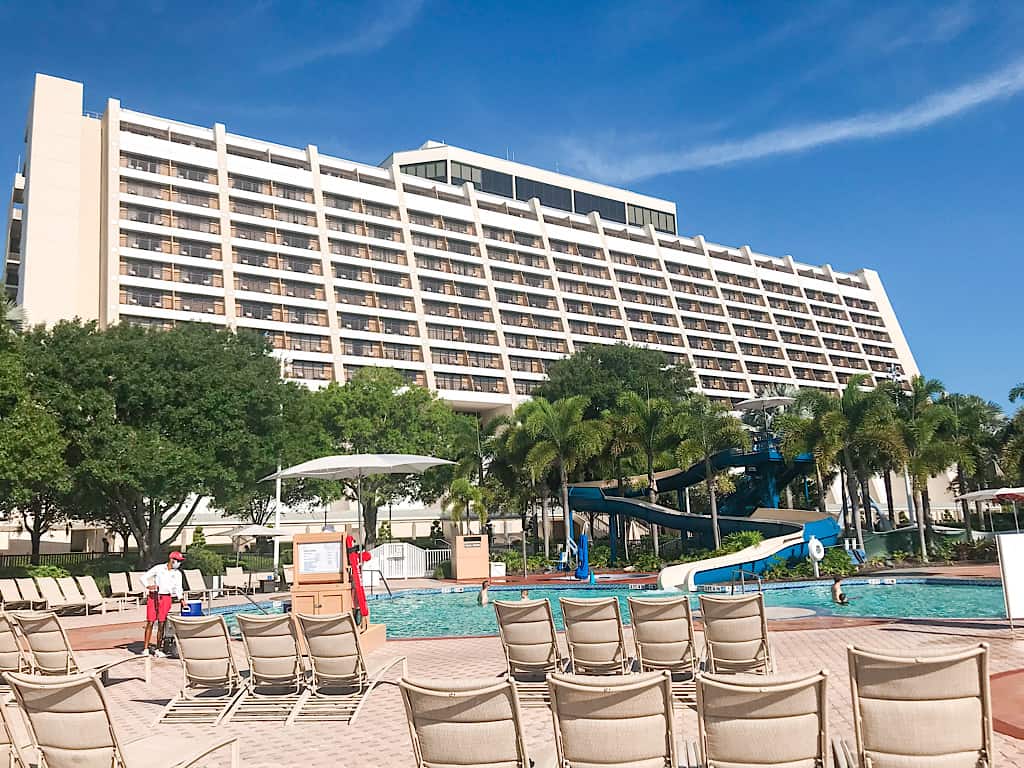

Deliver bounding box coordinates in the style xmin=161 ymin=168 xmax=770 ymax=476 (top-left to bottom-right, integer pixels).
xmin=273 ymin=355 xmax=292 ymax=574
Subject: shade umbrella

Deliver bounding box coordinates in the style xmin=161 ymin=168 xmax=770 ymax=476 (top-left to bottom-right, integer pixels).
xmin=995 ymin=488 xmax=1024 ymax=532
xmin=223 ymin=524 xmax=291 ymax=565
xmin=261 ymin=454 xmax=455 ymax=543
xmin=735 ymin=396 xmax=796 ymax=411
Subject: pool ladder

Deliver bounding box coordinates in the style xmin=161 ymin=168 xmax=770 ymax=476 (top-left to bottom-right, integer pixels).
xmin=729 ymin=567 xmax=764 ymax=595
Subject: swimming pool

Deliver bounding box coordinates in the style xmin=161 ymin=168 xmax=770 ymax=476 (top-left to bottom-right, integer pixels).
xmin=365 ymin=579 xmax=1005 ymax=639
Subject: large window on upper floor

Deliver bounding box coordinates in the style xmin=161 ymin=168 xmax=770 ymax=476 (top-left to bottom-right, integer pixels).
xmin=627 ymin=204 xmax=676 ymax=234
xmin=573 ymin=191 xmax=626 ymax=224
xmin=515 ymin=178 xmax=572 ymax=211
xmin=401 ymin=161 xmax=447 ymax=182
xmin=450 ymin=161 xmax=513 ymax=198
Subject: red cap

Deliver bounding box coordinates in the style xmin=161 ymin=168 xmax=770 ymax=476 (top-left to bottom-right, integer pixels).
xmin=169 ymin=551 xmax=185 ymax=561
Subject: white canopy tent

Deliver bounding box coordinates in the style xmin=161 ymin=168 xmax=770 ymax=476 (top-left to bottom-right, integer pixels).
xmin=223 ymin=524 xmax=291 ymax=565
xmin=954 ymin=487 xmax=1024 ymax=532
xmin=261 ymin=454 xmax=455 ymax=555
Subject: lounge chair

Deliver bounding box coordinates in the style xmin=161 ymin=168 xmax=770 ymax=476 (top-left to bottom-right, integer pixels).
xmin=109 ymin=572 xmax=140 ymax=605
xmin=548 ymin=671 xmax=677 ymax=768
xmin=223 ymin=567 xmax=252 ymax=595
xmin=695 ymin=671 xmax=829 ymax=768
xmin=697 ymin=592 xmax=774 ymax=674
xmin=628 ymin=595 xmax=699 ymax=701
xmin=283 ymin=565 xmax=294 ymax=588
xmin=8 ymin=610 xmax=143 ymax=684
xmin=0 ymin=693 xmax=19 ymax=768
xmin=226 ymin=613 xmax=304 ymax=723
xmin=838 ymin=643 xmax=993 ymax=768
xmin=35 ymin=577 xmax=85 ymax=615
xmin=0 ymin=580 xmax=30 ymax=611
xmin=288 ymin=612 xmax=407 ymax=726
xmin=76 ymin=575 xmax=124 ymax=614
xmin=493 ymin=598 xmax=567 ymax=707
xmin=0 ymin=614 xmax=26 ymax=677
xmin=4 ymin=671 xmax=240 ymax=768
xmin=182 ymin=569 xmax=213 ymax=601
xmin=14 ymin=579 xmax=46 ymax=610
xmin=559 ymin=596 xmax=631 ymax=674
xmin=56 ymin=576 xmax=103 ymax=615
xmin=128 ymin=571 xmax=148 ymax=597
xmin=161 ymin=614 xmax=243 ymax=725
xmin=401 ymin=677 xmax=553 ymax=768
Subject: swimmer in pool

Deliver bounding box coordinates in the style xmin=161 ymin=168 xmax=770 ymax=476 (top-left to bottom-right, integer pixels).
xmin=832 ymin=576 xmax=850 ymax=605
xmin=520 ymin=589 xmax=529 ymax=600
xmin=477 ymin=579 xmax=490 ymax=606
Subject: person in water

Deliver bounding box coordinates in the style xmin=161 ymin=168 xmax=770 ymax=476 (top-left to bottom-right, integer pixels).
xmin=831 ymin=576 xmax=850 ymax=605
xmin=477 ymin=579 xmax=490 ymax=606
xmin=520 ymin=589 xmax=529 ymax=600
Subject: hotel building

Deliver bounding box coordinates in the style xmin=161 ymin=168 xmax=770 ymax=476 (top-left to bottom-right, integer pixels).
xmin=5 ymin=74 xmax=919 ymax=416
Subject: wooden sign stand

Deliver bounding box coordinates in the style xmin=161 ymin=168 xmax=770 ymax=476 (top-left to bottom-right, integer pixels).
xmin=290 ymin=531 xmax=351 ymax=616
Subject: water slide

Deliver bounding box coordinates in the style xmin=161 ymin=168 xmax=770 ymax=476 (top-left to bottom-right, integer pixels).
xmin=567 ymin=439 xmax=842 ymax=590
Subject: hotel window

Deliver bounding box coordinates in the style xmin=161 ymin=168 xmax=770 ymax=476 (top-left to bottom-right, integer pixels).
xmin=401 ymin=161 xmax=447 ymax=182
xmin=176 ymin=165 xmax=210 ymax=183
xmin=515 ymin=178 xmax=572 ymax=211
xmin=450 ymin=161 xmax=513 ymax=198
xmin=573 ymin=191 xmax=626 ymax=223
xmin=231 ymin=176 xmax=265 ymax=194
xmin=626 ymin=204 xmax=676 ymax=234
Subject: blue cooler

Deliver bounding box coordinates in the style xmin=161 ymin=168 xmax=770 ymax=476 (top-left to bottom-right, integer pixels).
xmin=181 ymin=600 xmax=203 ymax=617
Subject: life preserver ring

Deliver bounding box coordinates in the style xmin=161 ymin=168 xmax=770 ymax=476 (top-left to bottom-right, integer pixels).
xmin=807 ymin=536 xmax=825 ymax=562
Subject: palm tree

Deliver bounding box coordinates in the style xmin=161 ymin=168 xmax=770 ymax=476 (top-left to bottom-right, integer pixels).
xmin=491 ymin=402 xmax=550 ymax=556
xmin=0 ymin=299 xmax=24 ymax=332
xmin=775 ymin=406 xmax=834 ymax=517
xmin=1001 ymin=408 xmax=1024 ymax=486
xmin=452 ymin=414 xmax=504 ymax=485
xmin=894 ymin=376 xmax=954 ymax=560
xmin=675 ymin=394 xmax=750 ymax=550
xmin=944 ymin=393 xmax=1004 ymax=536
xmin=613 ymin=390 xmax=677 ymax=556
xmin=1010 ymin=383 xmax=1024 ymax=403
xmin=440 ymin=477 xmax=481 ymax=536
xmin=523 ymin=396 xmax=608 ymax=559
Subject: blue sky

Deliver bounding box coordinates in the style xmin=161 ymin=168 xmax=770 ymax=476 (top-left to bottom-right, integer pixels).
xmin=0 ymin=0 xmax=1020 ymax=409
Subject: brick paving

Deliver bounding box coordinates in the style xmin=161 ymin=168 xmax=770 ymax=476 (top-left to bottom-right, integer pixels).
xmin=58 ymin=617 xmax=1024 ymax=768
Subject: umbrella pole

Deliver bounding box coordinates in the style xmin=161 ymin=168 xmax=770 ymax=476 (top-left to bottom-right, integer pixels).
xmin=273 ymin=462 xmax=282 ymax=573
xmin=1014 ymin=501 xmax=1020 ymax=533
xmin=357 ymin=472 xmax=363 ymax=545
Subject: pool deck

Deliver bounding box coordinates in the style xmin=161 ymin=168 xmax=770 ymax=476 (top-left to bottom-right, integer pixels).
xmin=45 ymin=564 xmax=1024 ymax=766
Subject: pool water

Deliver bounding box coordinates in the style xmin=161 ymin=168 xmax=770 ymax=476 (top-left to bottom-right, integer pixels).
xmin=366 ymin=581 xmax=1005 ymax=639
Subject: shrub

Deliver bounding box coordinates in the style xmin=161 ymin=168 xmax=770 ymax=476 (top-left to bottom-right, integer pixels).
xmin=819 ymin=547 xmax=855 ymax=576
xmin=588 ymin=544 xmax=611 ymax=568
xmin=629 ymin=553 xmax=662 ymax=573
xmin=377 ymin=521 xmax=392 ymax=542
xmin=432 ymin=560 xmax=452 ymax=579
xmin=26 ymin=564 xmax=70 ymax=579
xmin=492 ymin=549 xmax=523 ymax=572
xmin=191 ymin=527 xmax=206 ymax=548
xmin=184 ymin=546 xmax=224 ymax=577
xmin=526 ymin=554 xmax=551 ymax=573
xmin=718 ymin=530 xmax=763 ymax=554
xmin=762 ymin=561 xmax=791 ymax=581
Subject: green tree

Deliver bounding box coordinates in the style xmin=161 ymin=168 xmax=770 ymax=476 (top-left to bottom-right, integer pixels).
xmin=22 ymin=321 xmax=290 ymax=565
xmin=1010 ymin=383 xmax=1024 ymax=403
xmin=675 ymin=394 xmax=750 ymax=549
xmin=894 ymin=376 xmax=954 ymax=560
xmin=776 ymin=405 xmax=835 ymax=517
xmin=535 ymin=344 xmax=694 ymax=420
xmin=944 ymin=393 xmax=1004 ymax=537
xmin=523 ymin=396 xmax=608 ymax=557
xmin=315 ymin=367 xmax=462 ymax=546
xmin=441 ymin=476 xmax=482 ymax=535
xmin=613 ymin=390 xmax=677 ymax=556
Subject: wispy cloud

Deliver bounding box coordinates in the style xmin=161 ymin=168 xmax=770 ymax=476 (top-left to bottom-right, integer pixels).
xmin=268 ymin=0 xmax=425 ymax=72
xmin=563 ymin=54 xmax=1024 ymax=184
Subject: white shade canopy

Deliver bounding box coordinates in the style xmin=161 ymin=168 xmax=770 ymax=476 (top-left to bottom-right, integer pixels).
xmin=261 ymin=453 xmax=454 ymax=482
xmin=954 ymin=487 xmax=1024 ymax=502
xmin=735 ymin=396 xmax=795 ymax=411
xmin=223 ymin=524 xmax=290 ymax=540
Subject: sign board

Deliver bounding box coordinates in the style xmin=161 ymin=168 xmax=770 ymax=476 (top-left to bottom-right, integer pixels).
xmin=996 ymin=533 xmax=1024 ymax=632
xmin=293 ymin=531 xmax=348 ymax=586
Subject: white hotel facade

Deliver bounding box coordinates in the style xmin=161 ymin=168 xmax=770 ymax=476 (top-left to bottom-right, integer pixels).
xmin=6 ymin=74 xmax=920 ymax=417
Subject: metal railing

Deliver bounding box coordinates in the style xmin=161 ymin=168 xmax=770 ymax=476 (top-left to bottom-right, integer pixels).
xmin=0 ymin=551 xmax=110 ymax=570
xmin=425 ymin=548 xmax=452 ymax=572
xmin=729 ymin=567 xmax=764 ymax=595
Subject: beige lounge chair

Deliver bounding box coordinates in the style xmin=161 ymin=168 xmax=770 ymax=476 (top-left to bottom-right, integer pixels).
xmin=548 ymin=671 xmax=677 ymax=768
xmin=128 ymin=571 xmax=148 ymax=597
xmin=226 ymin=613 xmax=304 ymax=723
xmin=0 ymin=614 xmax=26 ymax=677
xmin=34 ymin=577 xmax=85 ymax=615
xmin=288 ymin=612 xmax=407 ymax=726
xmin=14 ymin=579 xmax=46 ymax=610
xmin=57 ymin=577 xmax=104 ymax=615
xmin=182 ymin=569 xmax=213 ymax=601
xmin=695 ymin=671 xmax=829 ymax=768
xmin=283 ymin=565 xmax=294 ymax=588
xmin=559 ymin=596 xmax=630 ymax=674
xmin=107 ymin=572 xmax=139 ymax=606
xmin=160 ymin=614 xmax=242 ymax=725
xmin=0 ymin=581 xmax=30 ymax=611
xmin=223 ymin=567 xmax=252 ymax=595
xmin=401 ymin=677 xmax=553 ymax=768
xmin=8 ymin=610 xmax=142 ymax=684
xmin=628 ymin=595 xmax=700 ymax=702
xmin=839 ymin=643 xmax=993 ymax=768
xmin=698 ymin=592 xmax=774 ymax=674
xmin=493 ymin=598 xmax=567 ymax=706
xmin=76 ymin=576 xmax=124 ymax=614
xmin=0 ymin=691 xmax=20 ymax=768
xmin=4 ymin=671 xmax=240 ymax=768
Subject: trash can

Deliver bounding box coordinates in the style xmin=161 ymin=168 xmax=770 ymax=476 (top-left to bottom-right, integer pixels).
xmin=181 ymin=600 xmax=203 ymax=617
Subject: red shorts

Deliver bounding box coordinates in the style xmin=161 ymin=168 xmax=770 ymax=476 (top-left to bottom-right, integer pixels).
xmin=146 ymin=593 xmax=173 ymax=622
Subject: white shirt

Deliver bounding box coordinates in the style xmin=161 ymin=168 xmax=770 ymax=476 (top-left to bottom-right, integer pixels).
xmin=142 ymin=564 xmax=184 ymax=599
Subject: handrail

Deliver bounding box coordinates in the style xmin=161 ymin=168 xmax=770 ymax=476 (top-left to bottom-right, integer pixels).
xmin=729 ymin=565 xmax=763 ymax=595
xmin=361 ymin=568 xmax=392 ymax=596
